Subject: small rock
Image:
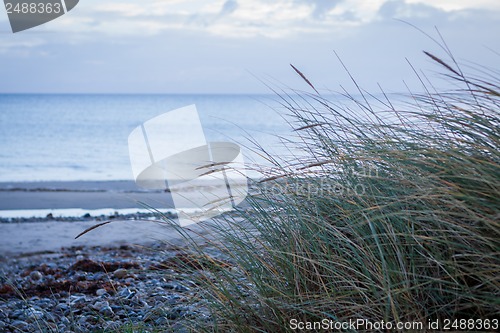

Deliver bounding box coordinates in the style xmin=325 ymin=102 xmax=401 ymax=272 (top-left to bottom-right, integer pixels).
xmin=44 ymin=312 xmax=56 ymax=323
xmin=9 ymin=309 xmax=24 ymax=319
xmin=117 ymin=288 xmax=135 ymax=299
xmin=26 ymin=307 xmax=44 ymax=321
xmin=60 ymin=316 xmax=71 ymax=325
xmin=166 ymin=306 xmax=197 ymax=320
xmin=99 ymin=305 xmax=114 ymax=317
xmin=124 ymin=277 xmax=136 ymax=284
xmin=96 ymin=288 xmax=108 ymax=296
xmin=113 ymin=268 xmax=128 ymax=279
xmin=104 ymin=321 xmax=121 ymax=330
xmin=163 ymin=282 xmax=190 ymax=292
xmin=77 ymin=315 xmax=88 ymax=326
xmin=11 ymin=320 xmax=31 ymax=331
xmin=170 ymin=322 xmax=191 ymax=333
xmin=54 ymin=303 xmax=70 ymax=315
xmin=29 ymin=270 xmax=43 ymax=281
xmin=110 ymin=304 xmax=122 ymax=310
xmin=76 ymin=255 xmax=85 ymax=261
xmin=92 ymin=300 xmax=109 ymax=311
xmin=88 ymin=272 xmax=106 ymax=281
xmin=155 ymin=316 xmax=169 ymax=325
xmin=37 ymin=298 xmax=54 ymax=308
xmin=69 ymin=295 xmax=87 ymax=306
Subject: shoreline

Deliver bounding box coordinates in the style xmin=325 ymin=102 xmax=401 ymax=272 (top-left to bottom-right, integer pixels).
xmin=0 ymin=218 xmax=180 ymax=256
xmin=0 ymin=180 xmax=222 ymax=256
xmin=0 ymin=180 xmax=173 ymax=213
xmin=0 ymin=179 xmax=250 ymax=256
xmin=0 ymin=179 xmax=250 ymax=215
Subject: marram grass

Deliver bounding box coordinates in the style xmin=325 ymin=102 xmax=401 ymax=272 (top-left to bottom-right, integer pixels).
xmin=178 ymin=50 xmax=499 ymax=332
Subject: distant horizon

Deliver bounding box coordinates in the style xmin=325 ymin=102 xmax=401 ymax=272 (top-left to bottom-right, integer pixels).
xmin=0 ymin=91 xmax=417 ymax=97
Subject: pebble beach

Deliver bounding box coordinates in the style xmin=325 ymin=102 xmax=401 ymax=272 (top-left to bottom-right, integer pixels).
xmin=0 ymin=181 xmax=236 ymax=332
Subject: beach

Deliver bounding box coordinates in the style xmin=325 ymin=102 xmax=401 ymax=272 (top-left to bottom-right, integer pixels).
xmin=0 ymin=180 xmax=236 ymax=332
xmin=0 ymin=180 xmax=183 ymax=255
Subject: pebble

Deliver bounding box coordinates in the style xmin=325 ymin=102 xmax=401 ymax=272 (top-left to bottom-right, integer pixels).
xmin=29 ymin=270 xmax=43 ymax=281
xmin=26 ymin=307 xmax=45 ymax=321
xmin=118 ymin=287 xmax=135 ymax=299
xmin=96 ymin=288 xmax=108 ymax=296
xmin=11 ymin=320 xmax=31 ymax=331
xmin=92 ymin=300 xmax=109 ymax=311
xmin=0 ymin=243 xmax=233 ymax=332
xmin=99 ymin=305 xmax=114 ymax=317
xmin=163 ymin=282 xmax=190 ymax=292
xmin=54 ymin=303 xmax=70 ymax=315
xmin=113 ymin=268 xmax=128 ymax=279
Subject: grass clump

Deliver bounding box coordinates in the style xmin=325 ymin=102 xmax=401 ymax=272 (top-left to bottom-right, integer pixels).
xmin=179 ymin=46 xmax=500 ymax=332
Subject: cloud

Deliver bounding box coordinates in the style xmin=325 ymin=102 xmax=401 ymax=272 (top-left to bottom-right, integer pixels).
xmin=4 ymin=0 xmax=500 ymax=40
xmin=220 ymin=0 xmax=239 ymax=16
xmin=377 ymin=0 xmax=447 ymax=20
xmin=406 ymin=0 xmax=500 ymax=12
xmin=0 ymin=37 xmax=46 ymax=54
xmin=296 ymin=0 xmax=342 ymax=19
xmin=1 ymin=0 xmax=499 ymax=94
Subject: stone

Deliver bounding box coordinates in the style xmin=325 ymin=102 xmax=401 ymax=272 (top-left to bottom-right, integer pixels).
xmin=29 ymin=270 xmax=43 ymax=281
xmin=69 ymin=295 xmax=87 ymax=306
xmin=9 ymin=309 xmax=24 ymax=319
xmin=103 ymin=321 xmax=121 ymax=331
xmin=11 ymin=320 xmax=31 ymax=331
xmin=155 ymin=316 xmax=169 ymax=325
xmin=113 ymin=268 xmax=128 ymax=279
xmin=166 ymin=306 xmax=197 ymax=320
xmin=163 ymin=282 xmax=190 ymax=292
xmin=54 ymin=303 xmax=70 ymax=315
xmin=117 ymin=288 xmax=135 ymax=299
xmin=26 ymin=307 xmax=44 ymax=321
xmin=92 ymin=300 xmax=109 ymax=311
xmin=0 ymin=239 xmax=239 ymax=332
xmin=99 ymin=305 xmax=114 ymax=317
xmin=37 ymin=298 xmax=54 ymax=308
xmin=96 ymin=288 xmax=108 ymax=296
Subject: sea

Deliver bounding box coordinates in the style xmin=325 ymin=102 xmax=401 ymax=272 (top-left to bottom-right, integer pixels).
xmin=0 ymin=93 xmax=402 ymax=230
xmin=0 ymin=94 xmax=291 ymax=182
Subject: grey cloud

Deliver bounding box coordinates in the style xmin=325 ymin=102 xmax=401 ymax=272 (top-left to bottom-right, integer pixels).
xmin=378 ymin=0 xmax=447 ymax=21
xmin=186 ymin=0 xmax=238 ymax=28
xmin=220 ymin=0 xmax=239 ymax=16
xmin=295 ymin=0 xmax=342 ymax=19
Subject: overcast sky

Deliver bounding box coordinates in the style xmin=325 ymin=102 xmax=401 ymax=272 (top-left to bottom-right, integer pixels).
xmin=0 ymin=0 xmax=499 ymax=94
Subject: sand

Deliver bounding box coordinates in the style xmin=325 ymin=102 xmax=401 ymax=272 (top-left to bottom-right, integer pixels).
xmin=0 ymin=219 xmax=185 ymax=256
xmin=0 ymin=180 xmax=173 ymax=210
xmin=0 ymin=181 xmax=198 ymax=256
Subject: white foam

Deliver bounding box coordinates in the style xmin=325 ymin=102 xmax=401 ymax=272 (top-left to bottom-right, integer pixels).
xmin=0 ymin=208 xmax=178 ymax=219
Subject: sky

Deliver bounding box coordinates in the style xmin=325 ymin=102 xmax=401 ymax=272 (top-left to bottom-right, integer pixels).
xmin=0 ymin=0 xmax=499 ymax=94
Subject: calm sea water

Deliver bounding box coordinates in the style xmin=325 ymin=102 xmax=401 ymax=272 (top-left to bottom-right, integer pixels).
xmin=0 ymin=94 xmax=290 ymax=182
